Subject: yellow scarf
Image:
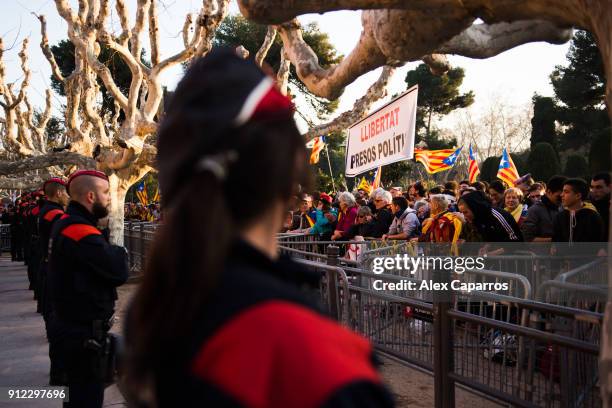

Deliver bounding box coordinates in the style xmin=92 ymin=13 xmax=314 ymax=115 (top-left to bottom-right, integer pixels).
xmin=505 ymin=205 xmax=523 ymax=223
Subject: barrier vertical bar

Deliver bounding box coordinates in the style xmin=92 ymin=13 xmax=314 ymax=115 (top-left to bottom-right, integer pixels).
xmin=326 ymin=245 xmax=340 ymax=320
xmin=139 ymin=223 xmax=145 ymax=274
xmin=433 ymin=266 xmax=455 ymax=408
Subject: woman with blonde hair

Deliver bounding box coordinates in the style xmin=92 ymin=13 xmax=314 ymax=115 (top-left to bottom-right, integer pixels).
xmin=504 ymin=187 xmax=528 ymax=225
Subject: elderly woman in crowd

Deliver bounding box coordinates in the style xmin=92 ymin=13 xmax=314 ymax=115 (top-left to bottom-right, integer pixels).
xmin=368 ymin=188 xmax=394 ymax=238
xmin=331 ymin=191 xmax=359 ymax=240
xmin=504 ymin=187 xmax=528 ymax=225
xmin=419 ymin=194 xmax=463 ymax=244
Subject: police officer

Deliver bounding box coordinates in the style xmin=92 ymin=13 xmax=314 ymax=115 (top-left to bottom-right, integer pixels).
xmin=7 ymin=202 xmax=22 ymax=261
xmin=27 ymin=191 xmax=44 ymax=299
xmin=48 ymin=170 xmax=128 ymax=408
xmin=37 ymin=178 xmax=69 ymax=385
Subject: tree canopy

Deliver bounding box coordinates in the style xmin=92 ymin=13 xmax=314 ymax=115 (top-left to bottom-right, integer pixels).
xmin=213 ymin=14 xmax=342 ymax=120
xmin=530 ymin=94 xmax=557 ymax=149
xmin=528 ymin=142 xmax=561 ymax=182
xmin=50 ymin=40 xmax=150 ymax=118
xmin=405 ymin=63 xmax=474 ymax=139
xmin=550 ymin=30 xmax=609 ymax=149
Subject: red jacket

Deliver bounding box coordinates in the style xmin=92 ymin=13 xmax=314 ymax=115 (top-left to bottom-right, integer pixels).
xmin=336 ymin=206 xmax=358 ymax=237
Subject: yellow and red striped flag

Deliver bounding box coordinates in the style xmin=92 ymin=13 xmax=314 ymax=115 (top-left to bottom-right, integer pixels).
xmin=135 ymin=181 xmax=148 ymax=206
xmin=152 ymin=186 xmax=160 ymax=202
xmin=414 ymin=147 xmax=462 ymax=174
xmin=468 ymin=144 xmax=480 ymax=183
xmin=309 ymin=136 xmax=326 ymax=164
xmin=497 ymin=147 xmax=520 ymax=187
xmin=371 ymin=166 xmax=382 ymax=190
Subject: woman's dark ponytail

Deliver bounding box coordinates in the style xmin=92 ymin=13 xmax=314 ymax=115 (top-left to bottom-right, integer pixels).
xmin=123 ymin=173 xmax=232 ymax=402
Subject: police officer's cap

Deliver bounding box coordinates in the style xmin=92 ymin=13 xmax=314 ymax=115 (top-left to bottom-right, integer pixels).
xmin=42 ymin=177 xmax=67 ymax=191
xmin=66 ymin=170 xmax=109 ymax=196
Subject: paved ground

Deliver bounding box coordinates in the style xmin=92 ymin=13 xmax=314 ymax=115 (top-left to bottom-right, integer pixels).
xmin=0 ymin=255 xmax=498 ymax=408
xmin=0 ymin=255 xmax=125 ymax=407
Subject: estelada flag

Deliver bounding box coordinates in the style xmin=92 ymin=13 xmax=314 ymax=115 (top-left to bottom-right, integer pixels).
xmin=152 ymin=186 xmax=160 ymax=202
xmin=415 ymin=147 xmax=462 ymax=174
xmin=371 ymin=166 xmax=382 ymax=190
xmin=309 ymin=136 xmax=326 ymax=164
xmin=497 ymin=147 xmax=520 ymax=187
xmin=468 ymin=144 xmax=480 ymax=183
xmin=136 ymin=181 xmax=148 ymax=206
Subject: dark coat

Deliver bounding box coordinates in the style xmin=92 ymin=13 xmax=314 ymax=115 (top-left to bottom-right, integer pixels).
xmin=142 ymin=241 xmax=394 ymax=407
xmin=48 ymin=201 xmax=128 ymax=323
xmin=461 ymin=191 xmax=523 ymax=242
xmin=520 ymin=195 xmax=561 ymax=241
xmin=553 ymin=204 xmax=605 ymax=243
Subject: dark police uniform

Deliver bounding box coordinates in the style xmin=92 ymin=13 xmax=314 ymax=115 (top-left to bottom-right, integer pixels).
xmin=38 ymin=200 xmax=65 ymax=385
xmin=7 ymin=205 xmax=23 ymax=261
xmin=147 ymin=241 xmax=394 ymax=407
xmin=27 ymin=203 xmax=42 ymax=299
xmin=38 ymin=201 xmax=65 ymax=319
xmin=48 ymin=201 xmax=128 ymax=407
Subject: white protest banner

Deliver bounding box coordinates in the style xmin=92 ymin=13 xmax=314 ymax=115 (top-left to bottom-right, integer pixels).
xmin=345 ymin=85 xmax=417 ymax=177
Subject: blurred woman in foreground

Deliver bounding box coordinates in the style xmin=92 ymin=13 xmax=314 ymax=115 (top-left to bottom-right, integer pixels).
xmin=123 ymin=48 xmax=393 ymax=407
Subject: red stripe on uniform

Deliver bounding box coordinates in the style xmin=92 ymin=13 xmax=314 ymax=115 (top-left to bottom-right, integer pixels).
xmin=31 ymin=207 xmax=40 ymax=216
xmin=191 ymin=300 xmax=380 ymax=408
xmin=43 ymin=209 xmax=64 ymax=222
xmin=61 ymin=224 xmax=102 ymax=241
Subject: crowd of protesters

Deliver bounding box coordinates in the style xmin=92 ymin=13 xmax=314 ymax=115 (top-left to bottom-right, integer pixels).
xmin=124 ymin=202 xmax=162 ymax=222
xmin=0 ymin=46 xmax=609 ymax=407
xmin=283 ymin=172 xmax=611 ymax=251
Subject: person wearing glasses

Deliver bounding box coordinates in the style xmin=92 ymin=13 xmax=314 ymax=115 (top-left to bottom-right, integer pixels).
xmin=367 ymin=188 xmax=394 ymax=238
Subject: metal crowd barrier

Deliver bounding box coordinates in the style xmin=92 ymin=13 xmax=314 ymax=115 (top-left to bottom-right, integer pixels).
xmin=123 ymin=221 xmax=160 ymax=276
xmin=306 ymin=244 xmax=603 ymax=408
xmin=0 ymin=224 xmax=10 ymax=251
xmin=118 ymin=229 xmax=605 ymax=407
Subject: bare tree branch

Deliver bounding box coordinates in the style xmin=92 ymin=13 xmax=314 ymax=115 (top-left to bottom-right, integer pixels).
xmin=0 ymin=151 xmax=95 ymax=176
xmin=276 ymin=47 xmax=291 ymax=95
xmin=437 ymin=20 xmax=573 ymax=58
xmin=255 ymin=26 xmax=277 ymax=67
xmin=36 ymin=14 xmax=65 ymax=83
xmin=302 ymin=66 xmax=396 ymax=141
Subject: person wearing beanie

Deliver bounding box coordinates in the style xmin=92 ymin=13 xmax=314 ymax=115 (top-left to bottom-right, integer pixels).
xmin=123 ymin=48 xmax=394 ymax=407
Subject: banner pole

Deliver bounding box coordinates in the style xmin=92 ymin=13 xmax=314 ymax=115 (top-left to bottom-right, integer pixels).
xmin=324 ymin=144 xmax=337 ymax=192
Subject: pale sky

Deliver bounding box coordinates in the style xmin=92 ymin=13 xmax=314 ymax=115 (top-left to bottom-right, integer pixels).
xmin=1 ymin=0 xmax=571 ymax=135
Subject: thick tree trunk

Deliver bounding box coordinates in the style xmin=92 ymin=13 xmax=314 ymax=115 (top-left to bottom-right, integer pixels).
xmin=589 ymin=7 xmax=612 ymax=407
xmin=107 ymin=173 xmax=128 ymax=246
